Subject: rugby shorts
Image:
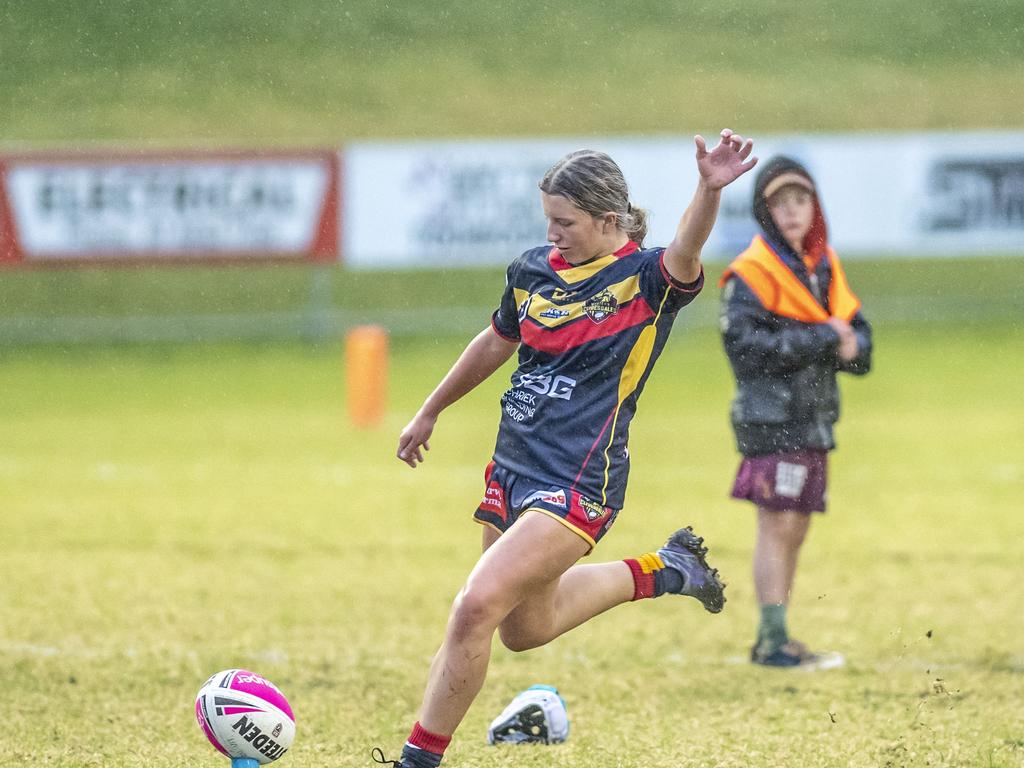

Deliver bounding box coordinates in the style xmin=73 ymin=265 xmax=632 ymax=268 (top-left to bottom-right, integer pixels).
xmin=474 ymin=461 xmax=619 ymax=549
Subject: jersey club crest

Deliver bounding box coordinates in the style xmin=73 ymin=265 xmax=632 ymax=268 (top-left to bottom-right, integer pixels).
xmin=583 ymin=289 xmax=619 ymax=323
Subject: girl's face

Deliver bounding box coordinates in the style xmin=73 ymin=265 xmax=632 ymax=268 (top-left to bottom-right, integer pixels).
xmin=541 ymin=192 xmax=621 ymax=263
xmin=767 ymin=185 xmax=815 ymax=253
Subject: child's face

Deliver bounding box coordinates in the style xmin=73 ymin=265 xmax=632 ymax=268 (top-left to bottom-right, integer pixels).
xmin=767 ymin=185 xmax=815 ymax=252
xmin=541 ymin=192 xmax=618 ymax=264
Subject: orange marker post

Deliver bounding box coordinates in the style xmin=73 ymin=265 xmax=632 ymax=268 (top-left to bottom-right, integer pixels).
xmin=345 ymin=325 xmax=389 ymax=428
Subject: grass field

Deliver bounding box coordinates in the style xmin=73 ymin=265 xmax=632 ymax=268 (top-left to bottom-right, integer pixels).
xmin=3 ymin=1 xmax=1023 ymax=142
xmin=3 ymin=1 xmax=1023 ymax=765
xmin=2 ymin=292 xmax=1023 ymax=766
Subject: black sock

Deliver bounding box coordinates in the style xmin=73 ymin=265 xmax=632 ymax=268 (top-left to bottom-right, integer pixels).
xmin=654 ymin=565 xmax=685 ymax=596
xmin=400 ymin=744 xmax=443 ymax=768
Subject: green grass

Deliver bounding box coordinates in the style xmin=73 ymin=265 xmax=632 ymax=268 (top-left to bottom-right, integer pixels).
xmin=3 ymin=1 xmax=1023 ymax=142
xmin=2 ymin=256 xmax=1021 ymax=345
xmin=2 ymin=2 xmax=1024 ymax=763
xmin=1 ymin=311 xmax=1022 ymax=766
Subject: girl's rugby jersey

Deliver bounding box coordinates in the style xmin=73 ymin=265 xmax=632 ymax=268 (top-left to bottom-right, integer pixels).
xmin=490 ymin=241 xmax=702 ymax=509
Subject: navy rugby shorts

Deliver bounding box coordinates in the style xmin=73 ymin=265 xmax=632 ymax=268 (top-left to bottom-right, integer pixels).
xmin=474 ymin=461 xmax=619 ymax=549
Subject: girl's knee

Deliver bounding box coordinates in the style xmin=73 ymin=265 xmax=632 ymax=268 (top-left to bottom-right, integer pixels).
xmin=448 ymin=587 xmax=506 ymax=643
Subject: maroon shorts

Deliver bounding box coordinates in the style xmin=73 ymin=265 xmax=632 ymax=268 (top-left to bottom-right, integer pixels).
xmin=730 ymin=449 xmax=828 ymax=513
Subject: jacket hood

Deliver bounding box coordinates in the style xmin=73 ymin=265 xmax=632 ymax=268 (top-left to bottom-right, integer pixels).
xmin=752 ymin=155 xmax=828 ymax=263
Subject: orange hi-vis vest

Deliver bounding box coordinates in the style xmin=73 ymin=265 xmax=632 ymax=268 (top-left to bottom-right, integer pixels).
xmin=719 ymin=235 xmax=861 ymax=322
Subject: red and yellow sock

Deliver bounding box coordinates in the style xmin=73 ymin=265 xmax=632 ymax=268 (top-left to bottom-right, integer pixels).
xmin=624 ymin=552 xmax=665 ymax=600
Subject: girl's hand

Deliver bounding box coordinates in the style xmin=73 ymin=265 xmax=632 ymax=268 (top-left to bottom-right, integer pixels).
xmin=694 ymin=129 xmax=757 ymax=191
xmin=397 ymin=412 xmax=436 ymax=468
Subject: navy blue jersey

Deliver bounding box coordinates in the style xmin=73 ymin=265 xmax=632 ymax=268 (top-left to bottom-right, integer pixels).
xmin=490 ymin=241 xmax=702 ymax=509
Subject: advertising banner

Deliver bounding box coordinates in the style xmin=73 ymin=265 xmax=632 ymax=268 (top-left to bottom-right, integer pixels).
xmin=343 ymin=132 xmax=1024 ymax=268
xmin=0 ymin=150 xmax=339 ymax=265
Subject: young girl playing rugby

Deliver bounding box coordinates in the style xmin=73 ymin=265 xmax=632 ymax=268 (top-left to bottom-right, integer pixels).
xmin=377 ymin=130 xmax=756 ymax=767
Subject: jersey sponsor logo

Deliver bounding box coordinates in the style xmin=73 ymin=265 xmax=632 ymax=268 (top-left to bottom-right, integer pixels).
xmin=583 ymin=289 xmax=619 ymax=323
xmin=515 ymin=372 xmax=577 ymax=400
xmin=775 ymin=461 xmax=809 ymax=498
xmin=506 ymin=389 xmax=536 ymax=405
xmin=550 ymin=287 xmax=579 ymax=302
xmin=521 ymin=489 xmax=568 ymax=509
xmin=502 ymin=392 xmax=536 ymax=422
xmin=539 ymin=307 xmax=570 ymax=319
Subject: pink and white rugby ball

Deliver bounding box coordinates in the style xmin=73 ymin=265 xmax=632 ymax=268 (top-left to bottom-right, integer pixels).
xmin=195 ymin=669 xmax=295 ymax=764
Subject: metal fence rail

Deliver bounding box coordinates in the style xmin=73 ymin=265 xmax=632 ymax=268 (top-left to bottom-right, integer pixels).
xmin=2 ymin=294 xmax=1021 ymax=347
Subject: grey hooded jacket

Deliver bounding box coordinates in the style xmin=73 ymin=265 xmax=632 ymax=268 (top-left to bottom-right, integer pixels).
xmin=720 ymin=156 xmax=872 ymax=458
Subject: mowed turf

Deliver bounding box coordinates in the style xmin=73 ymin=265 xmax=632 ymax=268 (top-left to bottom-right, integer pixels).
xmin=1 ymin=301 xmax=1022 ymax=767
xmin=2 ymin=0 xmax=1022 ymax=142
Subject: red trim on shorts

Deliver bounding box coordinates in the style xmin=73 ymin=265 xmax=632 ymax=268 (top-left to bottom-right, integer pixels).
xmin=565 ymin=490 xmax=614 ymax=543
xmin=479 ymin=461 xmax=508 ymax=523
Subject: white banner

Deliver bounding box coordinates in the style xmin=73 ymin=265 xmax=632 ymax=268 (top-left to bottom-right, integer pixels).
xmin=343 ymin=132 xmax=1024 ymax=268
xmin=2 ymin=153 xmax=338 ymax=261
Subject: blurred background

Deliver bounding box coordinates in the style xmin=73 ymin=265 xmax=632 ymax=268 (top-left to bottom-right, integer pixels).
xmin=2 ymin=0 xmax=1022 ymax=344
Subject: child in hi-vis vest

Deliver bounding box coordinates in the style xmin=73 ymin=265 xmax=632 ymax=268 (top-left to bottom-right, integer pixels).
xmin=719 ymin=155 xmax=873 ymax=669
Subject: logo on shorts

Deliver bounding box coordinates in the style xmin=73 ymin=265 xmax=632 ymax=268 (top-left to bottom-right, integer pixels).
xmin=522 ymin=489 xmax=567 ymax=509
xmin=775 ymin=461 xmax=809 ymax=499
xmin=578 ymin=496 xmax=607 ymax=522
xmin=583 ymin=289 xmax=618 ymax=323
xmin=482 ymin=483 xmax=506 ymax=513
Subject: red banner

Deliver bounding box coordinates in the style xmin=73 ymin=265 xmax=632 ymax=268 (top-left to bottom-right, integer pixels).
xmin=0 ymin=149 xmax=340 ymax=266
